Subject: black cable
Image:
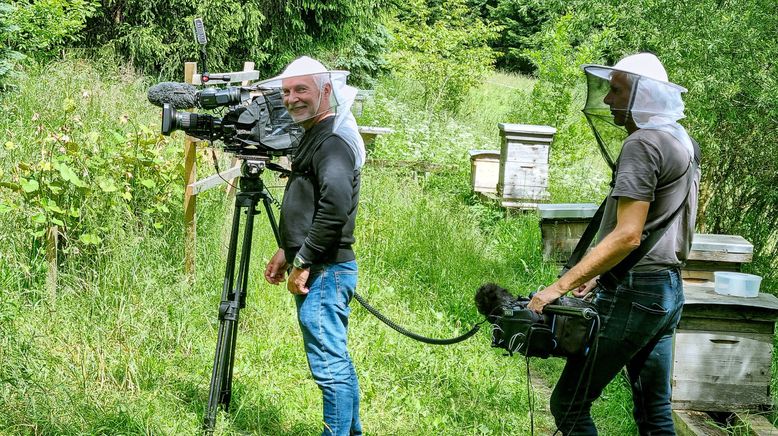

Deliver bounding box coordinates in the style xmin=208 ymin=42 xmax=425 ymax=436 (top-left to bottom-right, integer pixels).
xmin=353 ymin=293 xmax=483 ymax=345
xmin=208 ymin=149 xmax=477 ymax=346
xmin=210 ymin=147 xmax=239 ymax=192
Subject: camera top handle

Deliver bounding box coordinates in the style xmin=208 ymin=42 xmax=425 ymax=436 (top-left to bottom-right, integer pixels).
xmin=544 ymin=304 xmax=597 ymax=320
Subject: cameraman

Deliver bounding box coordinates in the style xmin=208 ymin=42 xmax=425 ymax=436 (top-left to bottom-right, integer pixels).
xmin=262 ymin=56 xmax=365 ymax=436
xmin=528 ymin=53 xmax=700 ymax=435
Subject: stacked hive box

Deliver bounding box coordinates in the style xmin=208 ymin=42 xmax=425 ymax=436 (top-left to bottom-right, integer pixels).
xmin=673 ymin=284 xmax=778 ymax=412
xmin=682 ymin=234 xmax=753 ymax=285
xmin=497 ymin=123 xmax=556 ymax=208
xmin=673 ymin=232 xmax=776 ymax=416
xmin=537 ymin=203 xmax=598 ymax=263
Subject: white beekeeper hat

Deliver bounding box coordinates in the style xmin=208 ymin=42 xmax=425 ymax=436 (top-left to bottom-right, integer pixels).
xmin=258 ymin=56 xmax=365 ymax=169
xmin=581 ymin=53 xmax=692 ymax=169
xmin=583 ymin=52 xmax=687 ymax=92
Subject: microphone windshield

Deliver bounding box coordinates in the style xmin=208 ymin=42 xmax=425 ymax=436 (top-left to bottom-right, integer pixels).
xmin=147 ymin=82 xmax=198 ymax=109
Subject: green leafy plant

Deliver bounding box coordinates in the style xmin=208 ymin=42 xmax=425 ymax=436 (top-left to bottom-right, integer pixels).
xmin=387 ymin=0 xmax=499 ymax=114
xmin=0 ymin=58 xmax=183 ymax=264
xmin=0 ymin=2 xmax=23 ymax=89
xmin=7 ymin=0 xmax=99 ymax=60
xmin=1 ymin=121 xmax=182 ymax=256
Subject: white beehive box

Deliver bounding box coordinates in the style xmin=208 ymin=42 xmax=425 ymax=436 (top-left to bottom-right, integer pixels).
xmin=497 ymin=123 xmax=555 ymax=208
xmin=469 ymin=150 xmax=500 ymax=194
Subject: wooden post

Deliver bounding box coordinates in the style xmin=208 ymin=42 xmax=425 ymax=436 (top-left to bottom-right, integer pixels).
xmin=240 ymin=61 xmax=254 ymax=86
xmin=183 ymin=62 xmax=198 ymax=277
xmin=46 ymin=225 xmax=58 ymax=298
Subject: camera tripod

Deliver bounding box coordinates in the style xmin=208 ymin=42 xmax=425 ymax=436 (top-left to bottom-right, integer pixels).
xmin=200 ymin=155 xmax=483 ymax=431
xmin=203 ymin=156 xmax=286 ymax=432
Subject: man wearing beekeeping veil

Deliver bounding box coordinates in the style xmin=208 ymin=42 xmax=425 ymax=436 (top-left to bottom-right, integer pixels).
xmin=528 ymin=53 xmax=700 ymax=434
xmin=262 ymin=56 xmax=365 ymax=436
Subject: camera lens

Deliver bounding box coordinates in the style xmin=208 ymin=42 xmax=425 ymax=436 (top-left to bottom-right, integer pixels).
xmin=176 ymin=111 xmax=198 ymax=129
xmin=161 ymin=104 xmax=176 ymax=135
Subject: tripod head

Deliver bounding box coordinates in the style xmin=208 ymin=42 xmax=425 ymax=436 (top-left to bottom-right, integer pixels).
xmin=232 ymin=154 xmax=291 ymax=195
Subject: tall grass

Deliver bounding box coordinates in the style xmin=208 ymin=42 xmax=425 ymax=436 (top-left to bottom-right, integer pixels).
xmin=0 ymin=59 xmax=647 ymax=434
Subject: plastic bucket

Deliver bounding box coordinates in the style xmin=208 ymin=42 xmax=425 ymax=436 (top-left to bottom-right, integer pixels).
xmin=714 ymin=272 xmax=762 ymax=297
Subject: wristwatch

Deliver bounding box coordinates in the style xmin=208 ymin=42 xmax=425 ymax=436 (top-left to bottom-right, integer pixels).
xmin=293 ymin=255 xmax=312 ymax=269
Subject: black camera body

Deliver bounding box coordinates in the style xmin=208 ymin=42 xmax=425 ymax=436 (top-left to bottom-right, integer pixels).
xmin=148 ymin=18 xmax=301 ymax=158
xmin=475 ymin=283 xmax=599 ymax=359
xmin=159 ymin=86 xmax=301 ymax=157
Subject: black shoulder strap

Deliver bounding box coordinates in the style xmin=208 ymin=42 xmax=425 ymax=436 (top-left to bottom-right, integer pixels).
xmin=561 ymin=137 xmax=700 ymax=286
xmin=559 ymin=199 xmax=607 ymax=277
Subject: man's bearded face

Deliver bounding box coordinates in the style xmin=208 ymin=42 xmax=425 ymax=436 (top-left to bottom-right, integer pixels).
xmin=282 ymin=75 xmax=322 ymax=125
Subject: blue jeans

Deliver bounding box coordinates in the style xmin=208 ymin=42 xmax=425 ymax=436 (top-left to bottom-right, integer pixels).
xmin=550 ymin=268 xmax=684 ymax=435
xmin=295 ymin=260 xmax=362 ymax=436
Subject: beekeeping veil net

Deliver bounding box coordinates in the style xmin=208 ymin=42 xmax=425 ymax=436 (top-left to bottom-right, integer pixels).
xmin=582 ymin=53 xmax=693 ymax=170
xmin=257 ymin=56 xmax=366 ymax=169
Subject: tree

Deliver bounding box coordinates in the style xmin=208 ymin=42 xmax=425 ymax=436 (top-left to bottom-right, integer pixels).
xmin=79 ymin=0 xmax=390 ymax=80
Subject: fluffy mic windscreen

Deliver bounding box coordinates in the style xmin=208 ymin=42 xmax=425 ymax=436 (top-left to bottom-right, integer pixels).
xmin=475 ymin=283 xmax=518 ymax=317
xmin=147 ymin=82 xmax=198 ymax=109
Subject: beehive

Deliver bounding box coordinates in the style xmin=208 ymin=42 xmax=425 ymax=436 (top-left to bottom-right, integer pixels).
xmin=469 ymin=149 xmax=500 ymax=194
xmin=537 ymin=203 xmax=598 ymax=263
xmin=497 ymin=123 xmax=555 ymax=208
xmin=672 ymin=284 xmax=778 ymax=411
xmin=682 ymin=234 xmax=753 ymax=284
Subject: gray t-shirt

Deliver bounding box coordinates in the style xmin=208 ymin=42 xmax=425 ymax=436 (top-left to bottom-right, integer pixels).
xmin=598 ymin=129 xmax=700 ymax=272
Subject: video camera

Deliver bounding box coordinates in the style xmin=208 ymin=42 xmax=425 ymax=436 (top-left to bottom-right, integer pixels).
xmin=146 ymin=19 xmax=301 ymax=157
xmin=475 ymin=283 xmax=599 ymax=359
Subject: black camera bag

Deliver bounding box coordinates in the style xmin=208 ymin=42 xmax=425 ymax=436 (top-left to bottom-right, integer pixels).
xmin=547 ymin=297 xmax=598 ymax=358
xmin=491 ymin=302 xmax=554 ymax=358
xmin=491 ymin=297 xmax=596 ymax=359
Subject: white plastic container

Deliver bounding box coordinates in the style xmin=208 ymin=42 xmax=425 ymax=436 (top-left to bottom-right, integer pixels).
xmin=714 ymin=272 xmax=762 ymax=297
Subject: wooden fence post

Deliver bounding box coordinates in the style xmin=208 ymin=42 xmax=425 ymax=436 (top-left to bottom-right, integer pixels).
xmin=183 ymin=62 xmax=198 ymax=277
xmin=46 ymin=225 xmax=58 ymax=298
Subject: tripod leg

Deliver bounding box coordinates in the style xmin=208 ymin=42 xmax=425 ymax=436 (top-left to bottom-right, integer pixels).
xmin=203 ymin=170 xmax=279 ymax=432
xmin=220 ymin=195 xmax=259 ymax=408
xmin=204 ymin=195 xmax=255 ymax=431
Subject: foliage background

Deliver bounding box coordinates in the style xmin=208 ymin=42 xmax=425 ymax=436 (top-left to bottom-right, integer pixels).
xmin=1 ymin=0 xmax=777 ymax=434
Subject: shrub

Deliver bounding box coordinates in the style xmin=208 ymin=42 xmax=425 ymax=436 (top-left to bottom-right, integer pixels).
xmin=387 ymin=0 xmax=498 ymax=114
xmin=81 ymin=0 xmax=388 ymax=81
xmin=7 ymin=0 xmax=99 ymax=60
xmin=0 ymin=2 xmax=23 ymax=89
xmin=484 ymin=0 xmax=563 ymax=74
